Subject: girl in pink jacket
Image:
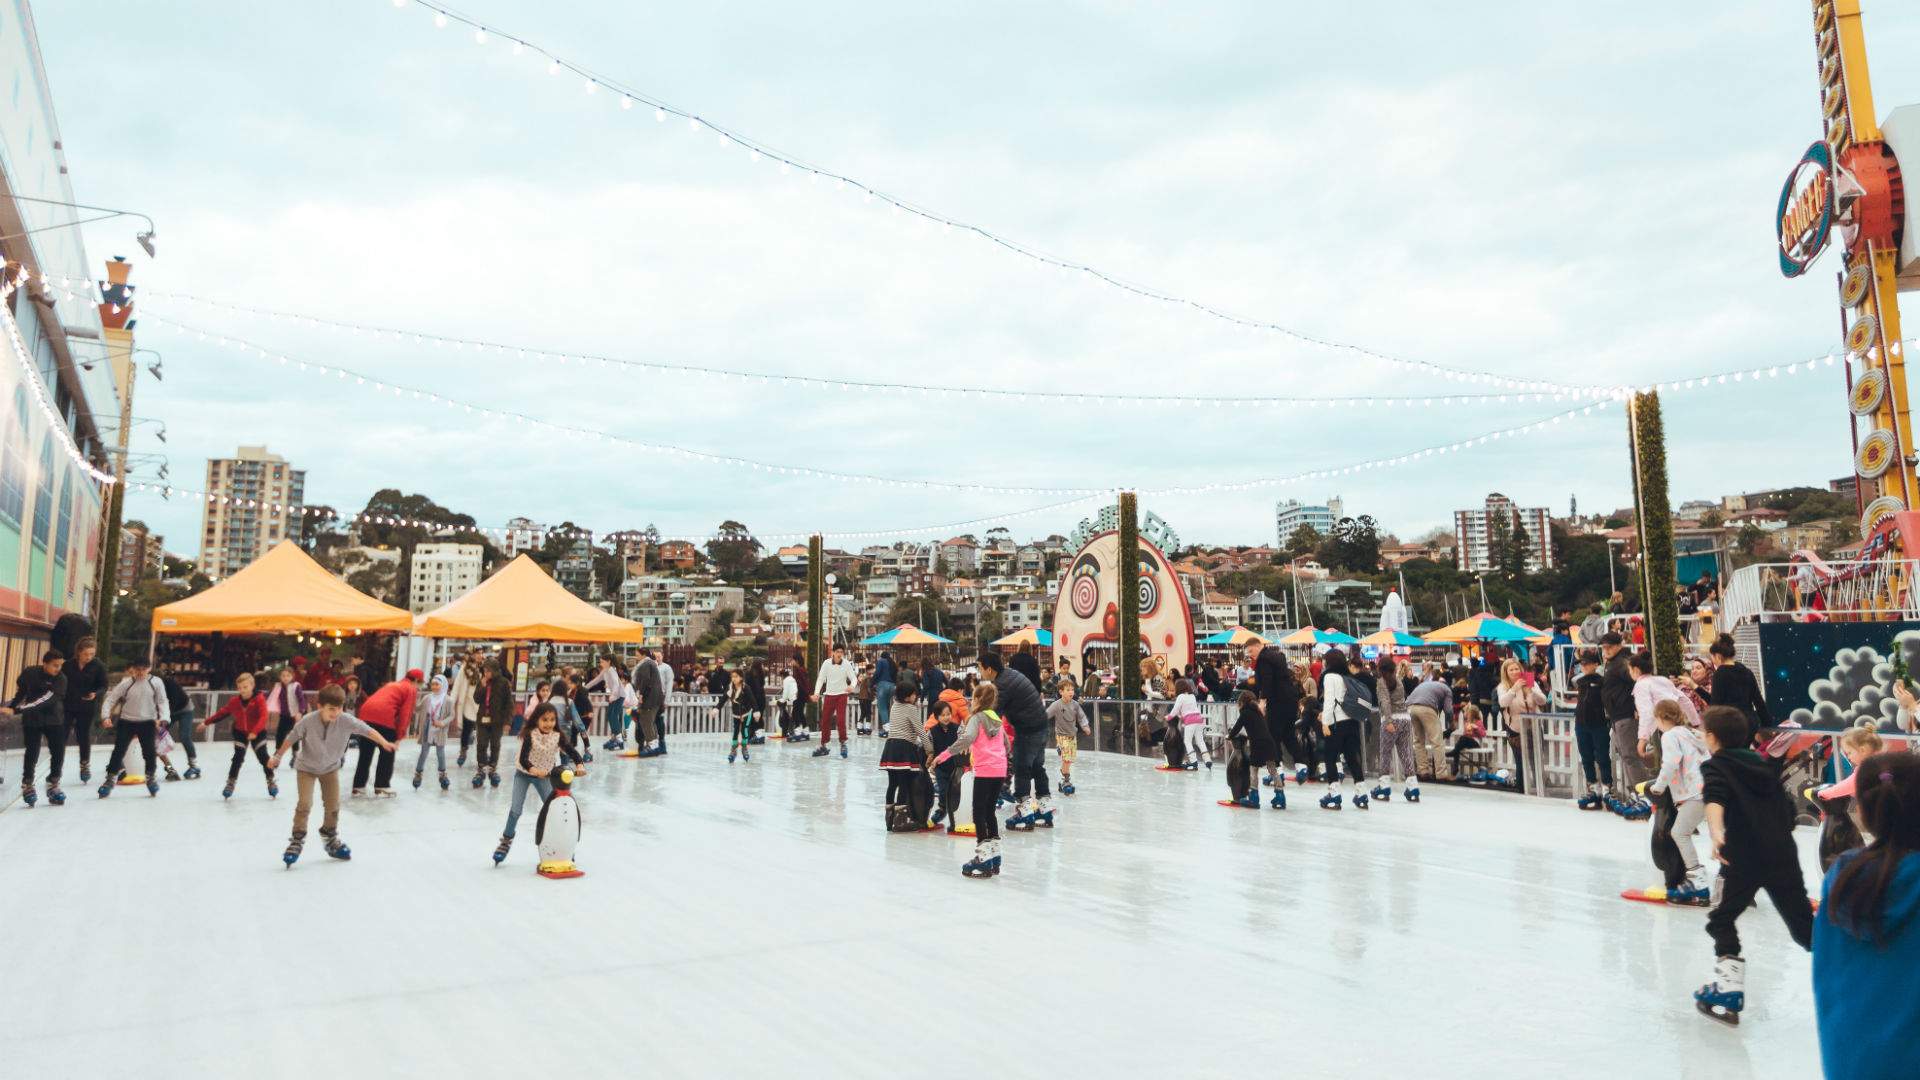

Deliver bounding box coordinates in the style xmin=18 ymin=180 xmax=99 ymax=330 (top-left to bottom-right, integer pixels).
xmin=934 ymin=682 xmax=1010 ymax=879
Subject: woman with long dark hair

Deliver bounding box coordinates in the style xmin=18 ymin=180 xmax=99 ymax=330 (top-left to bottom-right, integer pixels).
xmin=1813 ymin=753 xmax=1920 ymax=1077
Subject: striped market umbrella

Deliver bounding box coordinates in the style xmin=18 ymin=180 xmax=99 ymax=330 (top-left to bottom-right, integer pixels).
xmin=1422 ymin=613 xmax=1539 ymax=645
xmin=1358 ymin=629 xmax=1429 ymax=648
xmin=1198 ymin=625 xmax=1267 ymax=647
xmin=990 ymin=626 xmax=1053 ymax=648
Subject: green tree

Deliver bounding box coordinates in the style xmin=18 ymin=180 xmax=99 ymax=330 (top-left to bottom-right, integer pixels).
xmin=1322 ymin=515 xmax=1382 ymax=573
xmin=705 ymin=521 xmax=761 ymax=581
xmin=1285 ymin=523 xmax=1322 ymax=558
xmin=976 ymin=605 xmax=1006 ymax=649
xmin=886 ymin=591 xmax=951 ymax=631
xmin=350 ymin=489 xmax=499 ymax=603
xmin=695 ymin=607 xmax=738 ymax=651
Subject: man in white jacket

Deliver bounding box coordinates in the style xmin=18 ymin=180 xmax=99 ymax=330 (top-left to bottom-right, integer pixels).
xmin=812 ymin=645 xmax=858 ymax=759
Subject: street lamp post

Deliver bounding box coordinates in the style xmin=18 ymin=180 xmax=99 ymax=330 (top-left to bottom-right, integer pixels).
xmin=1607 ymin=538 xmax=1625 ymax=597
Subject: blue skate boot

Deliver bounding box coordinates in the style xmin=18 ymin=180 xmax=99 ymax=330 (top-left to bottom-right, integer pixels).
xmin=1005 ymin=799 xmax=1036 ymax=832
xmin=1295 ymin=765 xmax=1309 ymax=784
xmin=1404 ymin=784 xmax=1420 ymax=804
xmin=1234 ymin=790 xmax=1260 ymax=809
xmin=146 ymin=776 xmax=160 ymax=797
xmin=413 ymin=770 xmax=424 ymax=790
xmin=471 ymin=770 xmax=486 ymax=788
xmin=1370 ymin=784 xmax=1392 ymax=802
xmin=223 ymin=781 xmax=235 ymax=799
xmin=184 ymin=763 xmax=202 ymax=780
xmin=489 ymin=769 xmax=501 ymax=788
xmin=1667 ymin=871 xmax=1712 ymax=907
xmin=962 ymin=841 xmax=994 ymax=878
xmin=322 ymin=830 xmax=351 ymax=861
xmin=1270 ymin=786 xmax=1287 ymax=809
xmin=439 ymin=772 xmax=450 ymax=790
xmin=283 ymin=834 xmax=304 ymax=868
xmin=1694 ymin=956 xmax=1744 ymax=1027
xmin=1318 ymin=790 xmax=1343 ymax=811
xmin=1060 ymin=774 xmax=1074 ymax=796
xmin=21 ymin=784 xmax=35 ymax=808
xmin=1262 ymin=774 xmax=1274 ymax=787
xmin=267 ymin=775 xmax=280 ymax=799
xmin=97 ymin=772 xmax=116 ymax=798
xmin=1353 ymin=791 xmax=1371 ymax=810
xmin=1034 ymin=797 xmax=1055 ymax=828
xmin=47 ymin=783 xmax=65 ymax=806
xmin=493 ymin=835 xmax=511 ymax=866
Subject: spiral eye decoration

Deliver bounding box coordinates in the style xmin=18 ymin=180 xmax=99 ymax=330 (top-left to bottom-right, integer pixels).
xmin=1857 ymin=429 xmax=1897 ymax=479
xmin=1068 ymin=553 xmax=1101 ymax=619
xmin=1137 ymin=572 xmax=1160 ymax=616
xmin=1842 ymin=263 xmax=1872 ymax=307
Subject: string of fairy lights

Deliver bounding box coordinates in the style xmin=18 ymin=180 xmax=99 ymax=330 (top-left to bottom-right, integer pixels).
xmin=0 ymin=277 xmax=119 ymax=485
xmin=373 ymin=0 xmax=1585 ymax=393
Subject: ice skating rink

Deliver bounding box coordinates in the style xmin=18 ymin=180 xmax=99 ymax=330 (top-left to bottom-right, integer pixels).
xmin=0 ymin=735 xmax=1821 ymax=1079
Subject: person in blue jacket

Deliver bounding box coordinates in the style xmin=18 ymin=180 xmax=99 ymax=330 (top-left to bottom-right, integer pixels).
xmin=1814 ymin=752 xmax=1920 ymax=1080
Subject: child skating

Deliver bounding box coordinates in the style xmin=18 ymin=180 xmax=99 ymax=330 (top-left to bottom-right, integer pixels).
xmin=1570 ymin=650 xmax=1615 ymax=810
xmin=1227 ymin=690 xmax=1283 ymax=808
xmin=1646 ymin=699 xmax=1712 ymax=906
xmin=201 ymin=672 xmax=275 ymax=799
xmin=412 ymin=674 xmax=454 ymax=790
xmin=1694 ymin=705 xmax=1813 ymax=1026
xmin=1170 ymin=679 xmax=1210 ymax=772
xmin=97 ymin=658 xmax=171 ymax=798
xmin=268 ymin=685 xmax=395 ymax=867
xmin=1046 ymin=680 xmax=1089 ymax=795
xmin=493 ymin=702 xmax=573 ymax=865
xmin=726 ymin=669 xmax=753 ymax=764
xmin=2 ymin=650 xmax=70 ymax=807
xmin=931 ymin=682 xmax=1009 ymax=878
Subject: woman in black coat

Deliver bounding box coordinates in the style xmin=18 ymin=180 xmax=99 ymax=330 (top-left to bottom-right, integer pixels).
xmin=1706 ymin=635 xmax=1771 ymax=740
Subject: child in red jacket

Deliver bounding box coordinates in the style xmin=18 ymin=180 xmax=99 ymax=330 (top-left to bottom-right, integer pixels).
xmin=201 ymin=672 xmax=275 ymax=799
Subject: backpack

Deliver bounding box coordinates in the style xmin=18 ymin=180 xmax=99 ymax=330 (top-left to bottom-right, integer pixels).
xmin=1337 ymin=675 xmax=1381 ymax=724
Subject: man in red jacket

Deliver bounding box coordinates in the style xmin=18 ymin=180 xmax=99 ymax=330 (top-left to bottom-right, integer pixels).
xmin=350 ymin=669 xmax=422 ymax=796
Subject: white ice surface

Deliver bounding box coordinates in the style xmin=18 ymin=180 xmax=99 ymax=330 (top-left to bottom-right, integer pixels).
xmin=0 ymin=736 xmax=1822 ymax=1079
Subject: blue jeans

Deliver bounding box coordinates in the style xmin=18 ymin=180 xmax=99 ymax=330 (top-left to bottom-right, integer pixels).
xmin=415 ymin=739 xmax=446 ymax=773
xmin=603 ymin=700 xmax=627 ymax=736
xmin=875 ymin=683 xmax=895 ymax=730
xmin=504 ymin=772 xmax=555 ymax=839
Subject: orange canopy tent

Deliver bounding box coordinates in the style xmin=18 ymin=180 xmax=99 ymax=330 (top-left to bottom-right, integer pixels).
xmin=413 ymin=554 xmax=647 ymax=643
xmin=151 ymin=540 xmax=414 ymax=634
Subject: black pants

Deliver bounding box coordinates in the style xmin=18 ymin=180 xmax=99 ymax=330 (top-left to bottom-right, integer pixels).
xmin=935 ymin=760 xmax=963 ymax=820
xmin=1321 ymin=719 xmax=1365 ymax=784
xmin=67 ymin=710 xmax=94 ymax=769
xmin=1011 ymin=733 xmax=1051 ymax=801
xmin=274 ymin=712 xmax=297 ymax=747
xmin=972 ymin=775 xmax=1003 ymax=841
xmin=351 ymin=726 xmax=398 ymax=790
xmin=1270 ymin=714 xmax=1306 ymax=772
xmin=476 ymin=723 xmax=503 ymax=769
xmin=1450 ymin=736 xmax=1481 ymax=776
xmin=104 ymin=720 xmax=158 ymax=778
xmin=1707 ymin=866 xmax=1814 ymax=958
xmin=885 ymin=771 xmax=913 ymax=805
xmin=228 ymin=732 xmax=274 ymax=784
xmin=21 ymin=723 xmax=67 ymax=785
xmin=460 ymin=718 xmax=474 ymax=753
xmin=1575 ymin=722 xmax=1613 ymax=785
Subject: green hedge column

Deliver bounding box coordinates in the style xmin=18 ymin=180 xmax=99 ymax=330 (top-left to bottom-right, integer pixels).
xmin=806 ymin=534 xmax=825 ymax=727
xmin=1117 ymin=492 xmax=1141 ymax=700
xmin=1628 ymin=391 xmax=1682 ymax=675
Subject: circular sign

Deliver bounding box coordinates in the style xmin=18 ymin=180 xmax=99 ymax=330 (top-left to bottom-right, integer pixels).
xmin=1778 ymin=142 xmax=1836 ymax=278
xmin=1851 ymin=368 xmax=1887 ymax=415
xmin=1856 ymin=428 xmax=1898 ymax=478
xmin=1847 ymin=313 xmax=1881 ymax=353
xmin=1862 ymin=494 xmax=1906 ymax=538
xmin=1842 ymin=263 xmax=1873 ymax=306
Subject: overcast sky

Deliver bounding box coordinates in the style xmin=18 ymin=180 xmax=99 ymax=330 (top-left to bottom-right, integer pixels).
xmin=31 ymin=1 xmax=1920 ymax=554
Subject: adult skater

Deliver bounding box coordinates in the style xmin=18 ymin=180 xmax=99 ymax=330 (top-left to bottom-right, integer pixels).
xmin=981 ymin=651 xmax=1053 ymax=831
xmin=1227 ymin=689 xmax=1281 ymax=808
xmin=1372 ymin=655 xmax=1414 ymax=802
xmin=1316 ymin=650 xmax=1375 ymax=811
xmin=452 ymin=655 xmax=480 ymax=766
xmin=1705 ymin=635 xmax=1771 ymax=743
xmin=1599 ymin=633 xmax=1645 ymax=790
xmin=200 ymin=672 xmax=276 ymax=799
xmin=3 ymin=650 xmax=69 ymax=806
xmin=812 ymin=644 xmax=858 ymax=759
xmin=586 ymin=654 xmax=627 ymax=750
xmin=472 ymin=661 xmax=513 ymax=788
xmin=632 ymin=649 xmax=666 ymax=756
xmin=1009 ymin=641 xmax=1042 ymax=690
xmin=1405 ymin=664 xmax=1452 ymax=782
xmin=60 ymin=636 xmax=107 ymax=783
xmin=873 ymin=649 xmax=898 ymax=740
xmin=350 ymin=669 xmax=422 ymax=797
xmin=1245 ymin=639 xmax=1308 ymax=789
xmin=98 ymin=658 xmax=171 ymax=798
xmin=269 ymin=684 xmax=395 ymax=867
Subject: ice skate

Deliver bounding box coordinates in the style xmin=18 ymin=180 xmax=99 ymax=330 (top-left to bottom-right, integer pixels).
xmin=351 ymin=787 xmax=365 ymax=797
xmin=493 ymin=835 xmax=512 ymax=865
xmin=1034 ymin=797 xmax=1055 ymax=828
xmin=1182 ymin=761 xmax=1199 ymax=771
xmin=1060 ymin=775 xmax=1075 ymax=796
xmin=97 ymin=772 xmax=116 ymax=798
xmin=1006 ymin=798 xmax=1036 ymax=832
xmin=283 ymin=834 xmax=304 ymax=868
xmin=78 ymin=764 xmax=91 ymax=784
xmin=322 ymin=831 xmax=351 ymax=861
xmin=471 ymin=771 xmax=486 ymax=788
xmin=146 ymin=776 xmax=160 ymax=796
xmin=413 ymin=770 xmax=424 ymax=790
xmin=1694 ymin=956 xmax=1744 ymax=1027
xmin=457 ymin=749 xmax=468 ymax=766
xmin=1370 ymin=784 xmax=1391 ymax=802
xmin=839 ymin=744 xmax=848 ymax=759
xmin=373 ymin=788 xmax=394 ymax=798
xmin=488 ymin=769 xmax=501 ymax=788
xmin=728 ymin=749 xmax=736 ymax=764
xmin=1270 ymin=787 xmax=1287 ymax=809
xmin=1295 ymin=765 xmax=1309 ymax=784
xmin=962 ymin=841 xmax=995 ymax=878
xmin=163 ymin=764 xmax=181 ymax=782
xmin=1353 ymin=791 xmax=1370 ymax=810
xmin=222 ymin=781 xmax=235 ymax=799
xmin=812 ymin=745 xmax=830 ymax=757
xmin=1667 ymin=871 xmax=1711 ymax=907
xmin=267 ymin=777 xmax=280 ymax=799
xmin=183 ymin=764 xmax=202 ymax=780
xmin=46 ymin=783 xmax=65 ymax=806
xmin=1404 ymin=785 xmax=1420 ymax=804
xmin=438 ymin=772 xmax=450 ymax=790
xmin=1318 ymin=791 xmax=1342 ymax=811
xmin=1234 ymin=790 xmax=1260 ymax=809
xmin=741 ymin=745 xmax=750 ymax=762
xmin=1577 ymin=789 xmax=1604 ymax=811
xmin=20 ymin=784 xmax=35 ymax=808
xmin=1262 ymin=774 xmax=1274 ymax=786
